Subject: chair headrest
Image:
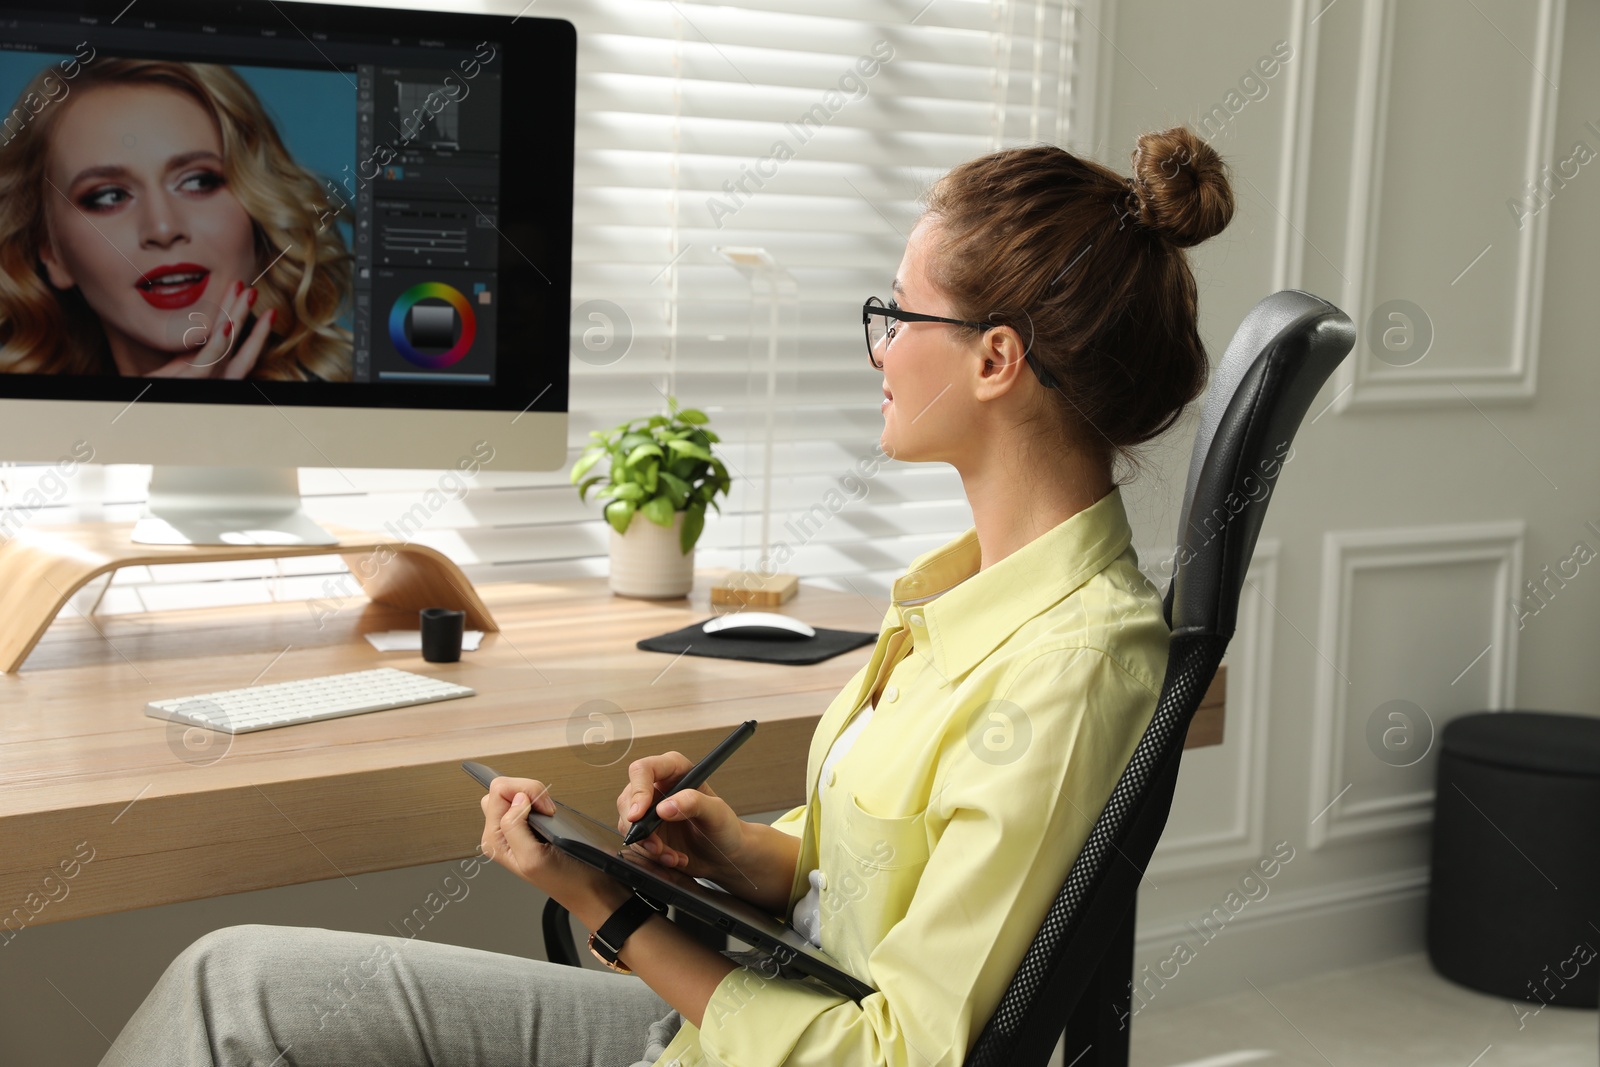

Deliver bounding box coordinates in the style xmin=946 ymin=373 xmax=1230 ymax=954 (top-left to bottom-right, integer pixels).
xmin=1164 ymin=290 xmax=1355 ymax=639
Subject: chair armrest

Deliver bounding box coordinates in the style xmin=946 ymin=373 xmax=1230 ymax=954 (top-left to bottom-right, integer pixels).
xmin=542 ymin=897 xmax=583 ymax=968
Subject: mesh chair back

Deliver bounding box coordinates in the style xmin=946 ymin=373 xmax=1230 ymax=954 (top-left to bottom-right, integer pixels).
xmin=963 ymin=290 xmax=1355 ymax=1066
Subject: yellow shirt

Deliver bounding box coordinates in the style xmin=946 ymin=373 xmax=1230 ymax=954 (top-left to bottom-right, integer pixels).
xmin=653 ymin=485 xmax=1168 ymax=1067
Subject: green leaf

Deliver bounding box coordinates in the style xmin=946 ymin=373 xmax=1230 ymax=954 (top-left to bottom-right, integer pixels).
xmin=577 ymin=475 xmax=605 ymax=503
xmin=611 ymin=482 xmax=645 ymax=502
xmin=641 ymin=461 xmax=659 ymax=495
xmin=624 ymin=443 xmax=663 ymax=467
xmin=698 ymin=429 xmax=720 ymax=443
xmin=678 ymin=408 xmax=709 ymax=425
xmin=618 ymin=431 xmax=653 ymax=454
xmin=658 ymin=471 xmax=691 ymax=508
xmin=680 ymin=502 xmax=705 ymax=553
xmin=571 ymin=449 xmax=604 ymax=483
xmin=666 ymin=439 xmax=713 ymax=461
xmin=604 ymin=499 xmax=636 ymax=535
xmin=641 ymin=494 xmax=675 ymax=526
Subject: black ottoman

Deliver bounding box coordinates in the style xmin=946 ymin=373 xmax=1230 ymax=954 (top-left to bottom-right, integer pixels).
xmin=1427 ymin=710 xmax=1600 ymax=1007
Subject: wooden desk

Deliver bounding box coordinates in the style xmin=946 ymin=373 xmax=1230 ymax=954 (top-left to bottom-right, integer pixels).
xmin=0 ymin=573 xmax=1224 ymax=929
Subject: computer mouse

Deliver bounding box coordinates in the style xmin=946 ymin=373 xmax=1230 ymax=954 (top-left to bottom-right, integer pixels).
xmin=701 ymin=612 xmax=817 ymax=640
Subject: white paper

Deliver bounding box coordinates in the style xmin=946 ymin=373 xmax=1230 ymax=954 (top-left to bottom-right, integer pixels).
xmin=364 ymin=630 xmax=485 ymax=652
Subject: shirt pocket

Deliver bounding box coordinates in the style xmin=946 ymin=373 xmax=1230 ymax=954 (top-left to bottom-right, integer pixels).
xmin=820 ymin=791 xmax=932 ymax=977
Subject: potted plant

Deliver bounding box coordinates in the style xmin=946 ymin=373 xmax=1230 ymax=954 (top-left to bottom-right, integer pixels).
xmin=571 ymin=398 xmax=731 ymax=598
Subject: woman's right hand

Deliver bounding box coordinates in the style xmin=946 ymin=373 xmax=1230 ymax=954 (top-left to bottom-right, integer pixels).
xmin=147 ymin=280 xmax=275 ymax=379
xmin=617 ymin=751 xmax=748 ymax=884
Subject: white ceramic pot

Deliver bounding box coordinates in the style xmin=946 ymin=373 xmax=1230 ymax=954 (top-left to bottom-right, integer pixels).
xmin=609 ymin=510 xmax=695 ymax=598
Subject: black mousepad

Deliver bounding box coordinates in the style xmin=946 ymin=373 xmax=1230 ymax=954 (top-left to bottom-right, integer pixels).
xmin=638 ymin=618 xmax=876 ymax=665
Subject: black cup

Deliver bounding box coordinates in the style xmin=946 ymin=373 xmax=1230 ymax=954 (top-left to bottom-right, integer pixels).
xmin=420 ymin=607 xmax=466 ymax=663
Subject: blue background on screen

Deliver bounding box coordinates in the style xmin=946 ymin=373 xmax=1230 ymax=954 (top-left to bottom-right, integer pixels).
xmin=0 ymin=53 xmax=355 ymax=238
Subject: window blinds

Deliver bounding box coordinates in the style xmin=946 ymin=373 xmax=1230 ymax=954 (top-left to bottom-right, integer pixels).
xmin=0 ymin=0 xmax=1081 ymax=616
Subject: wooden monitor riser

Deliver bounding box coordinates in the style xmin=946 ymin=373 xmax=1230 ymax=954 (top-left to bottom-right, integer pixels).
xmin=0 ymin=523 xmax=497 ymax=673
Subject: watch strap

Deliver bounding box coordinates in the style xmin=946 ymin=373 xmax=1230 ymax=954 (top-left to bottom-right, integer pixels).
xmin=588 ymin=892 xmax=667 ymax=970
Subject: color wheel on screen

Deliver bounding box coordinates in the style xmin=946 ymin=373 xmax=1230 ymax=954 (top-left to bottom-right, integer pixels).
xmin=389 ymin=282 xmax=477 ymax=369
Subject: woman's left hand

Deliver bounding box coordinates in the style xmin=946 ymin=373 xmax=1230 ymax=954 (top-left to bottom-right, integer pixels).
xmin=479 ymin=775 xmax=608 ymax=908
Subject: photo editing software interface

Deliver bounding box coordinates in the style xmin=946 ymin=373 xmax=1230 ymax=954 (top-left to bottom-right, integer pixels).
xmin=0 ymin=10 xmax=505 ymax=384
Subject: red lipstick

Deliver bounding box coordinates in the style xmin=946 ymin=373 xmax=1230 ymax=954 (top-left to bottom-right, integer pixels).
xmin=136 ymin=263 xmax=210 ymax=310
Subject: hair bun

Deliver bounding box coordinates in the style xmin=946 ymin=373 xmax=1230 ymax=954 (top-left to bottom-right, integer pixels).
xmin=1127 ymin=126 xmax=1234 ymax=247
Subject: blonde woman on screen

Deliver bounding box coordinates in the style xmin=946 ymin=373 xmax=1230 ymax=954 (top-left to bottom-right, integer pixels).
xmin=0 ymin=58 xmax=351 ymax=380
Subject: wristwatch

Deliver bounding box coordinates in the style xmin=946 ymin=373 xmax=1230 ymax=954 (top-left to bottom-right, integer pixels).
xmin=587 ymin=891 xmax=669 ymax=974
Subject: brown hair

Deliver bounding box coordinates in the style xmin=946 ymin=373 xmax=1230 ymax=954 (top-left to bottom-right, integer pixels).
xmin=922 ymin=125 xmax=1234 ymax=479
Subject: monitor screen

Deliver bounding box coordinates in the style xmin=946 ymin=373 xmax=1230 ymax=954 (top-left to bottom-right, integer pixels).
xmin=0 ymin=0 xmax=573 ymax=415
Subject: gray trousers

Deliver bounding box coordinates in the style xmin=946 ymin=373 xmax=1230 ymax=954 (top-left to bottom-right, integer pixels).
xmin=98 ymin=924 xmax=683 ymax=1067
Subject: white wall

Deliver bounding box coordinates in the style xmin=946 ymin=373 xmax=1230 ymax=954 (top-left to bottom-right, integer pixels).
xmin=1101 ymin=0 xmax=1600 ymax=1023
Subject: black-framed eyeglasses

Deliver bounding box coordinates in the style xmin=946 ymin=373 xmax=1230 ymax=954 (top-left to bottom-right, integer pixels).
xmin=861 ymin=296 xmax=1059 ymax=389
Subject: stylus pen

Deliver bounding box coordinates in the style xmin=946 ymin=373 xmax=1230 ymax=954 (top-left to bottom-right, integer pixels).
xmin=622 ymin=719 xmax=757 ymax=846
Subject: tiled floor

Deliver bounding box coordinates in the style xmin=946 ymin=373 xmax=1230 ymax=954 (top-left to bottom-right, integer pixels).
xmin=1129 ymin=953 xmax=1596 ymax=1067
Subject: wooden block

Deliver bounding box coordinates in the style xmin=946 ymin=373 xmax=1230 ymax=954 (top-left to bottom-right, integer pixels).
xmin=1185 ymin=664 xmax=1228 ymax=748
xmin=710 ymin=571 xmax=799 ymax=607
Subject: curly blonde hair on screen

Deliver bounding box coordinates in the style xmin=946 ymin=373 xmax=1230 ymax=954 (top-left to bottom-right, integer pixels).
xmin=0 ymin=58 xmax=352 ymax=379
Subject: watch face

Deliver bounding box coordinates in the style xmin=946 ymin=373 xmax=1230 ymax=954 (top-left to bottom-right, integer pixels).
xmin=588 ymin=934 xmax=630 ymax=973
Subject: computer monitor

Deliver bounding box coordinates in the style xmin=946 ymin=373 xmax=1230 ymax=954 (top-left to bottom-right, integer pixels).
xmin=0 ymin=0 xmax=574 ymax=544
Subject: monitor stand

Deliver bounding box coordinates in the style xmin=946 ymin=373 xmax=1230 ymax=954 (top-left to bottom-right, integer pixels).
xmin=0 ymin=517 xmax=499 ymax=672
xmin=132 ymin=466 xmax=337 ymax=546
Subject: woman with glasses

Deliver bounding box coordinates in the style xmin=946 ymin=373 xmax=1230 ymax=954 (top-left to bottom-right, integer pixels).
xmin=102 ymin=125 xmax=1233 ymax=1067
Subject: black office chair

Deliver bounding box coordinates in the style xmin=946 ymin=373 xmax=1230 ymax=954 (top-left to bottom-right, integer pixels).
xmin=540 ymin=289 xmax=1356 ymax=1067
xmin=965 ymin=288 xmax=1355 ymax=1066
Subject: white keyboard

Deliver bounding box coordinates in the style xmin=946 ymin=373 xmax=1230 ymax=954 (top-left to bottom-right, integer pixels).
xmin=145 ymin=668 xmax=476 ymax=734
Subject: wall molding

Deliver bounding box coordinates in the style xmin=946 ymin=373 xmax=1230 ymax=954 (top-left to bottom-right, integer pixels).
xmin=1149 ymin=541 xmax=1278 ymax=877
xmin=1129 ymin=862 xmax=1433 ymax=1020
xmin=1332 ymin=0 xmax=1565 ymax=410
xmin=1306 ymin=522 xmax=1524 ymax=850
xmin=1136 ymin=862 xmax=1430 ymax=954
xmin=1270 ymin=0 xmax=1314 ymax=292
